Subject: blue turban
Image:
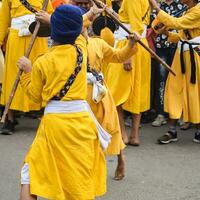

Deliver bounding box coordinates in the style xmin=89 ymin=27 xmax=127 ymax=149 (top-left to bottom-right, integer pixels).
xmin=50 ymin=5 xmax=83 ymax=44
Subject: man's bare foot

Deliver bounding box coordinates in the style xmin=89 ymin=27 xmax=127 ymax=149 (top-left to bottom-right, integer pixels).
xmin=128 ymin=136 xmax=140 ymax=146
xmin=114 ymin=154 xmax=125 ymax=181
xmin=122 ymin=134 xmax=129 ymax=145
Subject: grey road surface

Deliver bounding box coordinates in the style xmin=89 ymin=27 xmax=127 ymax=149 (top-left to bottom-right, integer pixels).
xmin=0 ymin=117 xmax=199 ymax=200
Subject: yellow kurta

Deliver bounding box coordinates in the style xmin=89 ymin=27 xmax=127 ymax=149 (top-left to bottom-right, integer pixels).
xmin=0 ymin=0 xmax=53 ymax=112
xmin=0 ymin=2 xmax=4 ymax=84
xmin=87 ymin=37 xmax=135 ymax=155
xmin=105 ymin=0 xmax=151 ymax=113
xmin=157 ymin=4 xmax=200 ymax=123
xmin=20 ymin=36 xmax=106 ymax=200
xmin=0 ymin=49 xmax=4 ymax=84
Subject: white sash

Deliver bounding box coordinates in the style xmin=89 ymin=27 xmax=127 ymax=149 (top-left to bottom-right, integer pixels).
xmin=87 ymin=72 xmax=108 ymax=103
xmin=11 ymin=14 xmax=35 ymax=36
xmin=44 ymin=100 xmax=111 ymax=150
xmin=177 ymin=36 xmax=200 ymax=52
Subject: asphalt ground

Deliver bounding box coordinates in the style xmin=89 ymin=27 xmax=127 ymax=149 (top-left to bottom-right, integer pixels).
xmin=0 ymin=117 xmax=199 ymax=200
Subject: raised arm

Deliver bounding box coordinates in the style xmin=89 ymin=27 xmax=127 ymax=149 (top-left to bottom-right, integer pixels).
xmin=157 ymin=9 xmax=200 ymax=30
xmin=102 ymin=33 xmax=139 ymax=63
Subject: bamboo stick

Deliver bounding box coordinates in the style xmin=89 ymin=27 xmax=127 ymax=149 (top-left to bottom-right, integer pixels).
xmin=1 ymin=0 xmax=49 ymax=123
xmin=91 ymin=0 xmax=176 ymax=76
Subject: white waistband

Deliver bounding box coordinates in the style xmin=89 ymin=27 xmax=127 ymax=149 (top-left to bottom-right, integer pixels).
xmin=177 ymin=36 xmax=200 ymax=52
xmin=11 ymin=15 xmax=35 ymax=36
xmin=44 ymin=100 xmax=111 ymax=150
xmin=87 ymin=72 xmax=107 ymax=103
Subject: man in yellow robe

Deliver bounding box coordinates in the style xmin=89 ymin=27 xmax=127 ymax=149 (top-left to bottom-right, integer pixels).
xmin=105 ymin=0 xmax=151 ymax=146
xmin=149 ymin=0 xmax=200 ymax=144
xmin=18 ymin=5 xmax=107 ymax=200
xmin=0 ymin=0 xmax=53 ymax=134
xmin=36 ymin=1 xmax=140 ymax=180
xmin=85 ymin=26 xmax=139 ymax=180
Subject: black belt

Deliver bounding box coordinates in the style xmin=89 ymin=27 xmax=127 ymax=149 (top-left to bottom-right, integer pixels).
xmin=180 ymin=40 xmax=196 ymax=84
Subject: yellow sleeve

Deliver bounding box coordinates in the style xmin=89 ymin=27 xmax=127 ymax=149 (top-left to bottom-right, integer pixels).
xmin=0 ymin=0 xmax=11 ymax=46
xmin=157 ymin=9 xmax=200 ymax=30
xmin=20 ymin=61 xmax=44 ymax=104
xmin=102 ymin=39 xmax=136 ymax=63
xmin=167 ymin=32 xmax=181 ymax=43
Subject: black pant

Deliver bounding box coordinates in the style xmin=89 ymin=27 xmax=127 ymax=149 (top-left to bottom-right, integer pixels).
xmin=151 ymin=48 xmax=176 ymax=115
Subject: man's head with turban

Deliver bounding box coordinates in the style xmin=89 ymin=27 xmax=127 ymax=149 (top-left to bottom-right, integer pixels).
xmin=50 ymin=5 xmax=83 ymax=44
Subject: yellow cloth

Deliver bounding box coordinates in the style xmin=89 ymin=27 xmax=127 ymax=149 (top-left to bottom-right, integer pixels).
xmin=105 ymin=0 xmax=151 ymax=113
xmin=100 ymin=27 xmax=115 ymax=47
xmin=119 ymin=0 xmax=150 ymax=34
xmin=0 ymin=0 xmax=53 ymax=111
xmin=0 ymin=2 xmax=3 ymax=84
xmin=0 ymin=49 xmax=4 ymax=83
xmin=104 ymin=40 xmax=131 ymax=106
xmin=20 ymin=36 xmax=107 ymax=200
xmin=87 ymin=37 xmax=135 ymax=155
xmin=157 ymin=4 xmax=200 ymax=123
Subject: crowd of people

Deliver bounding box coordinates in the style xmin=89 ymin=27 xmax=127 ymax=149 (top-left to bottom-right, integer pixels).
xmin=0 ymin=0 xmax=199 ymax=199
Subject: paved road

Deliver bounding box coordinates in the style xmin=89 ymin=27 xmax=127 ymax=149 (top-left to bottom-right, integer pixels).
xmin=0 ymin=117 xmax=199 ymax=200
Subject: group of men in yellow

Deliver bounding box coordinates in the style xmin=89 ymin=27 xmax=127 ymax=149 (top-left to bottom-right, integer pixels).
xmin=0 ymin=0 xmax=199 ymax=199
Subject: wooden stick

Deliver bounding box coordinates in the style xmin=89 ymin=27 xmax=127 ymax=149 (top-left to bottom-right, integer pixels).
xmin=91 ymin=0 xmax=176 ymax=76
xmin=1 ymin=0 xmax=49 ymax=123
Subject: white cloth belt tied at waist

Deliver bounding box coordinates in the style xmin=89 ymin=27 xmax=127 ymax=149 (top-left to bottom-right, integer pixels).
xmin=114 ymin=23 xmax=147 ymax=47
xmin=177 ymin=36 xmax=200 ymax=52
xmin=87 ymin=72 xmax=108 ymax=103
xmin=11 ymin=14 xmax=35 ymax=37
xmin=44 ymin=100 xmax=111 ymax=150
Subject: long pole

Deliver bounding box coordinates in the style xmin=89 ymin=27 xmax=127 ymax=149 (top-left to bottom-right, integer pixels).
xmin=1 ymin=0 xmax=49 ymax=123
xmin=91 ymin=0 xmax=176 ymax=76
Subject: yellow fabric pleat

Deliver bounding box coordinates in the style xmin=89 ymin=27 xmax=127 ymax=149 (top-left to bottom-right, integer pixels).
xmin=0 ymin=49 xmax=4 ymax=84
xmin=25 ymin=112 xmax=106 ymax=200
xmin=105 ymin=39 xmax=151 ymax=113
xmin=0 ymin=30 xmax=48 ymax=111
xmin=103 ymin=39 xmax=132 ymax=107
xmin=164 ymin=47 xmax=200 ymax=123
xmin=86 ymin=85 xmax=125 ymax=155
xmin=20 ymin=36 xmax=107 ymax=199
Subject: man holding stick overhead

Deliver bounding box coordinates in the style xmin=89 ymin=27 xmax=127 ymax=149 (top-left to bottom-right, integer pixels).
xmin=0 ymin=0 xmax=53 ymax=134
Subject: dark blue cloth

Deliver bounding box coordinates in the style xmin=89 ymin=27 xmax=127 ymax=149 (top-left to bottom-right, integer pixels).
xmin=50 ymin=5 xmax=83 ymax=44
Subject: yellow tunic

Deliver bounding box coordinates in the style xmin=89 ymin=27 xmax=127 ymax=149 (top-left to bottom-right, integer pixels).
xmin=0 ymin=3 xmax=4 ymax=84
xmin=87 ymin=37 xmax=135 ymax=155
xmin=20 ymin=36 xmax=106 ymax=200
xmin=0 ymin=49 xmax=4 ymax=84
xmin=105 ymin=0 xmax=151 ymax=113
xmin=0 ymin=0 xmax=53 ymax=112
xmin=157 ymin=4 xmax=200 ymax=123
